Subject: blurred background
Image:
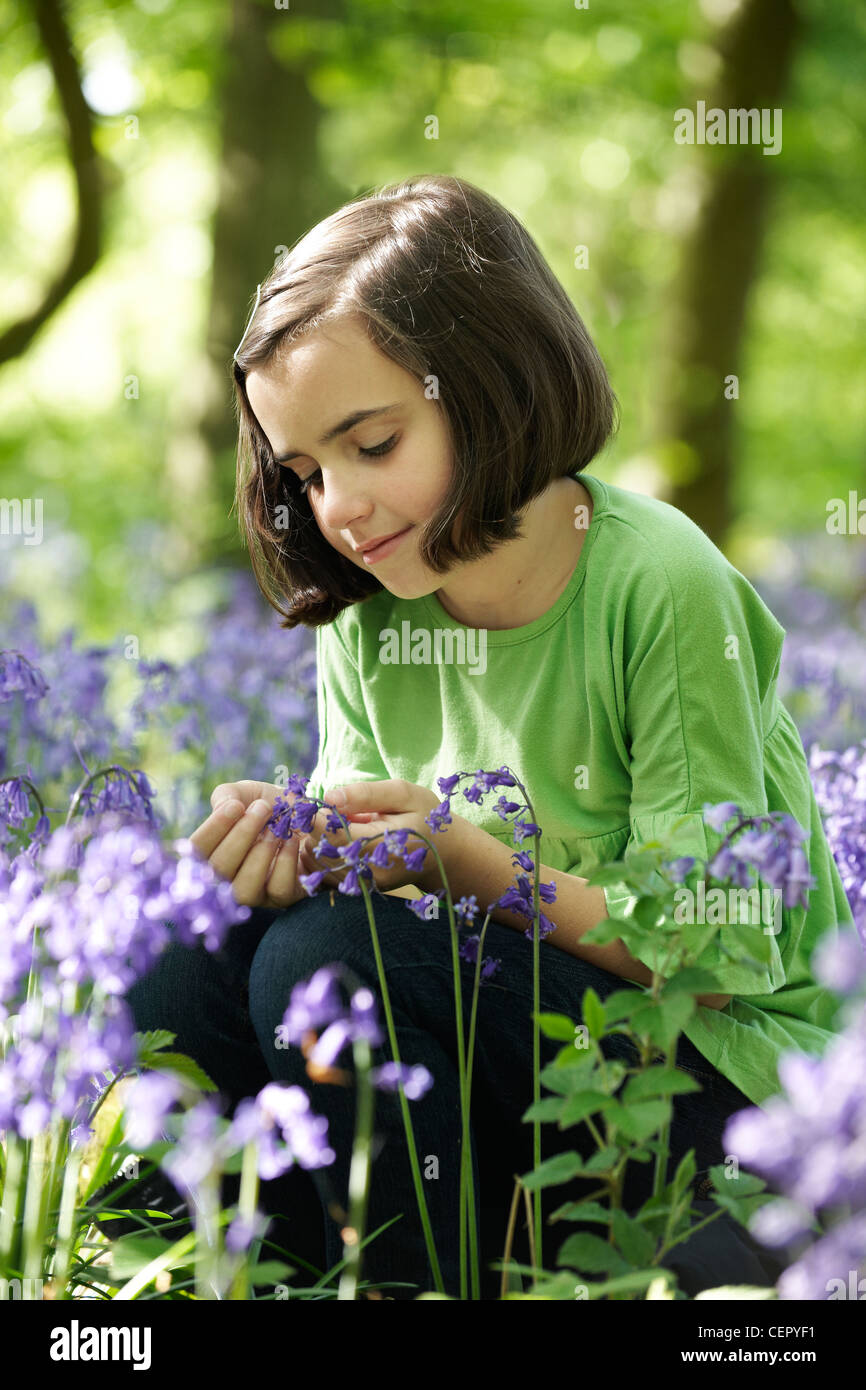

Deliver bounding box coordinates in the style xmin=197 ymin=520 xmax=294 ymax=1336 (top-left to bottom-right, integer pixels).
xmin=1 ymin=0 xmax=864 ymax=839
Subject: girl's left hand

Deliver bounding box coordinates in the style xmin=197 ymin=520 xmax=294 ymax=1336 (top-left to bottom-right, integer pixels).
xmin=297 ymin=779 xmax=451 ymax=896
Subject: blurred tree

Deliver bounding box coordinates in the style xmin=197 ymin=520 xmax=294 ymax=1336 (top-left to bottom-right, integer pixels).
xmin=658 ymin=0 xmax=800 ymax=543
xmin=0 ymin=0 xmax=114 ymax=365
xmin=193 ymin=0 xmax=348 ymax=558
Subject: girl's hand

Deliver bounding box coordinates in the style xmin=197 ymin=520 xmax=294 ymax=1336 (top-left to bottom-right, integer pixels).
xmin=299 ymin=779 xmax=449 ymax=896
xmin=189 ymin=780 xmax=307 ymax=910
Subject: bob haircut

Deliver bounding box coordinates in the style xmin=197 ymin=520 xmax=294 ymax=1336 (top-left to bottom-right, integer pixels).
xmin=232 ymin=173 xmax=618 ymax=629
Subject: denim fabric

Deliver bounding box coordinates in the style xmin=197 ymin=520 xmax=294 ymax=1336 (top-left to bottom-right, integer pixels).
xmin=124 ymin=890 xmax=766 ymax=1300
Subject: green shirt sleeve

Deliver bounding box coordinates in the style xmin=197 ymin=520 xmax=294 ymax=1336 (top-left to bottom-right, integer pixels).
xmin=598 ymin=520 xmax=787 ymax=996
xmin=304 ymin=613 xmax=392 ymax=803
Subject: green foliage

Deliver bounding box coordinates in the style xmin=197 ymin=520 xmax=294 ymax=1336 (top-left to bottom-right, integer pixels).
xmin=1 ymin=1 xmax=863 ymax=640
xmin=512 ymin=831 xmax=782 ymax=1299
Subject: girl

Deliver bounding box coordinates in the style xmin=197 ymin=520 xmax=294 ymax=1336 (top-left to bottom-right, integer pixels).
xmin=126 ymin=174 xmax=850 ymax=1299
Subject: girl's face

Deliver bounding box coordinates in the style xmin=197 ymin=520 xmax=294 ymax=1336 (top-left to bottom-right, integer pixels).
xmin=245 ymin=315 xmax=456 ymax=599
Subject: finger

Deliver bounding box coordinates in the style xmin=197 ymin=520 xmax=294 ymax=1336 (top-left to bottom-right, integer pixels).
xmin=322 ymin=780 xmax=410 ymax=813
xmin=210 ymin=781 xmax=279 ymax=812
xmin=189 ymin=798 xmax=246 ymax=858
xmin=231 ymin=827 xmax=294 ymax=907
xmin=264 ymin=837 xmax=306 ymax=906
xmin=203 ymin=798 xmax=278 ymax=883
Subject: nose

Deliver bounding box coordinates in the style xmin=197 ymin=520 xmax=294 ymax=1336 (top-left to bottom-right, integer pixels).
xmin=314 ymin=465 xmax=374 ymax=537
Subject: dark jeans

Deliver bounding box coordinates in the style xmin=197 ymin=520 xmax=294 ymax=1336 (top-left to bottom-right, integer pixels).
xmin=124 ymin=890 xmax=759 ymax=1300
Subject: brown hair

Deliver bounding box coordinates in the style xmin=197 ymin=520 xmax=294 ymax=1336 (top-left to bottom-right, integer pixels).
xmin=231 ymin=174 xmax=618 ymax=628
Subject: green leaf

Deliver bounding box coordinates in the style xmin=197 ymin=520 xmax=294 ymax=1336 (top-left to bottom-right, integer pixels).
xmin=519 ymin=1151 xmax=588 ymax=1191
xmin=539 ymin=1057 xmax=598 ymax=1095
xmin=632 ymin=897 xmax=666 ymax=930
xmin=610 ymin=1209 xmax=657 ymax=1266
xmin=133 ymin=1029 xmax=177 ymax=1056
xmin=660 ymin=967 xmax=726 ymax=998
xmin=599 ymin=988 xmax=652 ymax=1024
xmin=580 ymin=1144 xmax=622 ymax=1174
xmin=548 ymin=1200 xmax=612 ymax=1225
xmin=598 ymin=1061 xmax=628 ymax=1096
xmin=631 ymin=994 xmax=696 ymax=1051
xmin=522 ymin=1095 xmax=568 ymax=1123
xmin=511 ymin=1272 xmax=582 ymax=1300
xmin=706 ymin=1164 xmax=768 ymax=1201
xmin=623 ymin=1066 xmax=702 ymax=1103
xmin=581 ymin=987 xmax=606 ymax=1040
xmin=106 ymin=1233 xmax=192 ymax=1281
xmin=702 ymin=1166 xmax=778 ymax=1230
xmin=579 ymin=914 xmax=633 ymax=944
xmin=560 ymin=1090 xmax=618 ymax=1126
xmin=672 ymin=1148 xmax=697 ymax=1202
xmin=140 ymin=1052 xmax=219 ymax=1092
xmin=578 ymin=1268 xmax=675 ymax=1298
xmin=555 ymin=1232 xmax=632 ymax=1275
xmin=249 ymin=1261 xmax=295 ymax=1284
xmin=613 ymin=1099 xmax=671 ymax=1143
xmin=534 ymin=1011 xmax=580 ymax=1041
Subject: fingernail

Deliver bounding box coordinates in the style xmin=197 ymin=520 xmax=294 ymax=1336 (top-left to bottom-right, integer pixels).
xmin=326 ymin=787 xmax=347 ymax=806
xmin=222 ymin=800 xmax=244 ymax=819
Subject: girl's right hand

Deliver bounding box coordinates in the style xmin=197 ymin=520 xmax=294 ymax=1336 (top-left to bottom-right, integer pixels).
xmin=189 ymin=780 xmax=308 ymax=911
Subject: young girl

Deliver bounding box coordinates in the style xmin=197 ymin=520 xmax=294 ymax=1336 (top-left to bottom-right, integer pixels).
xmin=126 ymin=174 xmax=851 ymax=1299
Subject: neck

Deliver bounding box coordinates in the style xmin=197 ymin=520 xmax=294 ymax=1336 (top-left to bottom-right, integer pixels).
xmin=434 ymin=476 xmax=588 ymax=630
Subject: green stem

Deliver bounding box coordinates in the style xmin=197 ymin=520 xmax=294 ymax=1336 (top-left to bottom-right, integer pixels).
xmin=0 ymin=775 xmax=45 ymax=819
xmin=193 ymin=1171 xmax=222 ymax=1300
xmin=87 ymin=1066 xmax=131 ymax=1130
xmin=421 ymin=839 xmax=479 ymax=1300
xmin=228 ymin=1139 xmax=260 ymax=1301
xmin=0 ymin=1133 xmax=25 ymax=1271
xmin=50 ymin=1143 xmax=82 ymax=1298
xmin=357 ymin=875 xmax=446 ymax=1296
xmin=338 ymin=1036 xmax=374 ymax=1301
xmin=463 ymin=908 xmax=494 ymax=1300
xmin=22 ymin=1127 xmax=48 ymax=1287
xmin=530 ymin=830 xmax=542 ymax=1284
xmin=64 ymin=763 xmax=148 ymax=827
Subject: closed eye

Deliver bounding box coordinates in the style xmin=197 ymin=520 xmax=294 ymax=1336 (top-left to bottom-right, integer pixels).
xmin=296 ymin=434 xmax=398 ymax=496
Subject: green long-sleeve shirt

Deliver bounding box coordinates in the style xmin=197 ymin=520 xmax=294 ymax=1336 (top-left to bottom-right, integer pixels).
xmin=305 ymin=469 xmax=851 ymax=1107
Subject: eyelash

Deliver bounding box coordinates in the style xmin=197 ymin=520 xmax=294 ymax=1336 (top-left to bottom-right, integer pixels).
xmin=296 ymin=435 xmax=398 ymax=496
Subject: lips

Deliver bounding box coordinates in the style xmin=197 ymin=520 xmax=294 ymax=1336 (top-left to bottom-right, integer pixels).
xmin=355 ymin=529 xmax=407 ymax=554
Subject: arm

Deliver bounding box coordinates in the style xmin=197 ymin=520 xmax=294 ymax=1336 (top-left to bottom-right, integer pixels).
xmin=421 ymin=818 xmax=731 ymax=1009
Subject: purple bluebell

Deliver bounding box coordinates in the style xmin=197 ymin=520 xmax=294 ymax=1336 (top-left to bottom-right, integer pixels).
xmin=370 ymin=1062 xmax=434 ymax=1099
xmin=123 ymin=1071 xmax=186 ymax=1149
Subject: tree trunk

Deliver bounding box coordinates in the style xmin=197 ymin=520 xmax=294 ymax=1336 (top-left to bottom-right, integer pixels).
xmin=173 ymin=0 xmax=346 ymax=560
xmin=659 ymin=0 xmax=800 ymax=544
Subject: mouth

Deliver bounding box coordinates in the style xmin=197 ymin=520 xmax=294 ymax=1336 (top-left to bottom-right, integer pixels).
xmin=357 ymin=527 xmax=413 ymax=564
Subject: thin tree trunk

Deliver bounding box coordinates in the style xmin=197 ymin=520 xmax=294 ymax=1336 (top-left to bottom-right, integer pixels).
xmin=177 ymin=0 xmax=346 ymax=557
xmin=659 ymin=0 xmax=800 ymax=544
xmin=0 ymin=0 xmax=108 ymax=365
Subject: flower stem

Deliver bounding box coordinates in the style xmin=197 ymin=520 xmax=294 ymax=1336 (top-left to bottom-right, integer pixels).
xmin=357 ymin=876 xmax=446 ymax=1296
xmin=0 ymin=775 xmax=45 ymax=819
xmin=338 ymin=1036 xmax=374 ymax=1301
xmin=530 ymin=831 xmax=542 ymax=1282
xmin=228 ymin=1140 xmax=260 ymax=1301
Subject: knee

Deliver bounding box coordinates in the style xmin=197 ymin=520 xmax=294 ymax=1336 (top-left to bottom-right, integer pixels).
xmin=123 ymin=940 xmax=208 ymax=1037
xmin=247 ymin=893 xmax=376 ymax=1046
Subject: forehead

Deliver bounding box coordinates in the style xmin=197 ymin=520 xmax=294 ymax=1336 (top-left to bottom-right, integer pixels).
xmin=246 ymin=318 xmax=397 ymax=420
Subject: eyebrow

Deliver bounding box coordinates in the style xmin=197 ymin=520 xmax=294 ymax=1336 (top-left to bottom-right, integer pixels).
xmin=272 ymin=403 xmax=404 ymax=463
